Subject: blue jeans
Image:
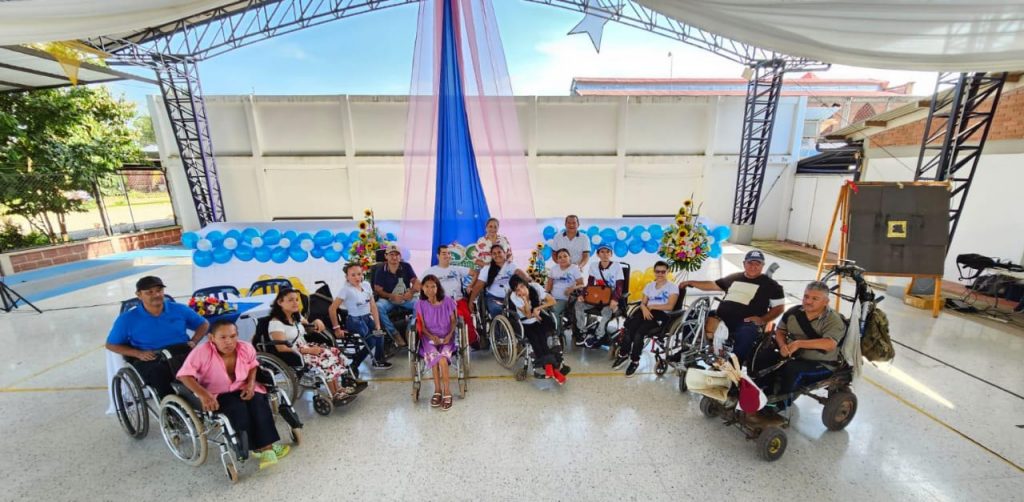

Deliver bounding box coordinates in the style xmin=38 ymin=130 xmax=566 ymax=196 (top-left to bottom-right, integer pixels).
xmin=728 ymin=322 xmax=761 ymax=366
xmin=484 ymin=293 xmax=504 ymax=318
xmin=376 ymin=298 xmax=417 ymax=336
xmin=346 ymin=314 xmax=382 ymax=364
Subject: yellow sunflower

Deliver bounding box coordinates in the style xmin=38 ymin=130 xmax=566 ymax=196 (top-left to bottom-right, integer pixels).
xmin=536 ymin=242 xmax=544 ymax=250
xmin=359 ymin=232 xmax=367 ymax=240
xmin=363 ymin=208 xmax=372 ymax=217
xmin=358 ymin=221 xmax=368 ymax=230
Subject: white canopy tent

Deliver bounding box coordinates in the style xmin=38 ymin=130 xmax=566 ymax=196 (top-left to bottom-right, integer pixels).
xmin=1 ymin=0 xmax=1023 ymax=71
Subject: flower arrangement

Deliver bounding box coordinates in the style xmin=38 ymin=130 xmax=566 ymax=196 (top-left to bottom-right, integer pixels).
xmin=348 ymin=208 xmax=387 ymax=269
xmin=187 ymin=296 xmax=235 ymax=317
xmin=527 ymin=242 xmax=548 ymax=284
xmin=659 ymin=199 xmax=711 ymax=272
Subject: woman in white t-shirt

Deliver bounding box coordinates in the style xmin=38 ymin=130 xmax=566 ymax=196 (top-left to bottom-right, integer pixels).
xmin=268 ymin=288 xmax=363 ymax=401
xmin=546 ymin=248 xmax=583 ymax=338
xmin=328 ymin=263 xmax=389 ymax=375
xmin=469 ymin=244 xmax=530 ymax=319
xmin=614 ymin=260 xmax=679 ymax=378
xmin=509 ymin=275 xmax=568 ymax=385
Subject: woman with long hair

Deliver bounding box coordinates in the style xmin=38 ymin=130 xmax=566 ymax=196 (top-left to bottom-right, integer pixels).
xmin=415 ymin=274 xmax=458 ymax=410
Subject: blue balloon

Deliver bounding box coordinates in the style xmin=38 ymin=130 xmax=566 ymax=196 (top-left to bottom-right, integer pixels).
xmin=314 ymin=230 xmax=333 ymax=247
xmin=206 ymin=230 xmax=224 ymax=246
xmin=271 ymin=247 xmax=289 ymax=264
xmin=386 ymin=233 xmax=397 ymax=242
xmin=234 ymin=244 xmax=254 ymax=262
xmin=644 ymin=239 xmax=659 ymax=253
xmin=628 ymin=239 xmax=644 ymax=254
xmin=289 ymin=248 xmax=308 ymax=263
xmin=262 ymin=229 xmax=281 ymax=246
xmin=334 ymin=232 xmax=348 ymax=244
xmin=600 ymin=228 xmax=617 ymax=243
xmin=181 ymin=232 xmax=199 ymax=249
xmin=224 ymin=229 xmax=242 ymax=242
xmin=709 ymin=243 xmax=723 ymax=258
xmin=587 ymin=225 xmax=600 ymax=237
xmin=542 ymin=245 xmax=552 ymax=261
xmin=242 ymin=227 xmax=260 ymax=243
xmin=310 ymin=248 xmax=324 ymax=259
xmin=296 ymin=232 xmax=312 ymax=244
xmin=714 ymin=225 xmax=731 ymax=242
xmin=254 ymin=246 xmax=272 ymax=263
xmin=614 ymin=241 xmax=628 ymax=258
xmin=193 ymin=250 xmax=213 ymax=267
xmin=543 ymin=225 xmax=557 ymax=240
xmin=648 ymin=224 xmax=664 ymax=240
xmin=348 ymin=230 xmax=361 ymax=242
xmin=213 ymin=248 xmax=233 ymax=264
xmin=631 ymin=226 xmax=645 ymax=239
xmin=282 ymin=230 xmax=298 ymax=242
xmin=323 ymin=249 xmax=341 ymax=263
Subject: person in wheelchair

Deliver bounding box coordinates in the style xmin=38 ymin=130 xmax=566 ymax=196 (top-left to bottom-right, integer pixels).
xmin=574 ymin=243 xmax=625 ymax=348
xmin=546 ymin=248 xmax=584 ymax=338
xmin=509 ymin=275 xmax=569 ymax=385
xmin=176 ymin=320 xmax=290 ymax=469
xmin=752 ymin=281 xmax=844 ymax=412
xmin=423 ymin=244 xmax=479 ymax=349
xmin=469 ymin=244 xmax=530 ymax=320
xmin=415 ymin=275 xmax=459 ymax=410
xmin=614 ymin=261 xmax=679 ymax=377
xmin=372 ymin=244 xmax=418 ymax=348
xmin=679 ymin=250 xmax=784 ymax=365
xmin=330 ymin=262 xmax=391 ymax=372
xmin=106 ymin=276 xmax=209 ymax=397
xmin=268 ymin=288 xmax=366 ymax=402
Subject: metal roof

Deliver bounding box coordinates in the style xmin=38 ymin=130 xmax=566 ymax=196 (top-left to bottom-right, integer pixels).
xmin=0 ymin=44 xmax=156 ymax=93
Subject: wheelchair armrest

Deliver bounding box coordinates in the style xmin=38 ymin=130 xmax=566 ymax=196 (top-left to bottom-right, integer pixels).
xmin=255 ymin=367 xmax=277 ymax=387
xmin=171 ymin=382 xmax=205 ymax=411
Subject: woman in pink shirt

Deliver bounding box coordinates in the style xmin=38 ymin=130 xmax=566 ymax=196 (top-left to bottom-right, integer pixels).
xmin=177 ymin=320 xmax=290 ymax=469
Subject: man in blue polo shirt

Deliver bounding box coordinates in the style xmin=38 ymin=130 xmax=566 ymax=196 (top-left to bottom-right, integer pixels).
xmin=106 ymin=276 xmax=210 ymax=397
xmin=372 ymin=244 xmax=419 ymax=346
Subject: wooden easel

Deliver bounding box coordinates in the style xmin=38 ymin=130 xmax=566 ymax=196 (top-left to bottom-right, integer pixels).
xmin=816 ymin=181 xmax=944 ymax=318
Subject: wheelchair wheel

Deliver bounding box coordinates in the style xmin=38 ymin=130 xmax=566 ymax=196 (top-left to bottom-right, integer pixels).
xmin=678 ymin=369 xmax=688 ymax=393
xmin=699 ymin=396 xmax=720 ymax=418
xmin=514 ymin=365 xmax=528 ymax=382
xmin=112 ymin=367 xmax=149 ymax=439
xmin=158 ymin=394 xmax=208 ymax=467
xmin=654 ymin=358 xmax=668 ymax=376
xmin=290 ymin=427 xmax=303 ymax=446
xmin=408 ymin=327 xmax=420 ymax=403
xmin=489 ymin=316 xmax=517 ymax=369
xmin=313 ymin=394 xmax=334 ymax=416
xmin=256 ymin=353 xmax=298 ymax=403
xmin=412 ymin=380 xmax=421 ymax=403
xmin=756 ymin=427 xmax=787 ymax=462
xmin=224 ymin=462 xmax=239 ymax=484
xmin=822 ymin=390 xmax=858 ymax=431
xmin=457 ymin=323 xmax=470 ymax=398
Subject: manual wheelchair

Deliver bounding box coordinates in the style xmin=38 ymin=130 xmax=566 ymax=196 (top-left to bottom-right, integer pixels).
xmin=485 ymin=293 xmax=566 ymax=381
xmin=407 ymin=316 xmax=471 ymax=402
xmin=110 ymin=351 xmax=303 ymax=482
xmin=563 ymin=263 xmax=632 ymax=348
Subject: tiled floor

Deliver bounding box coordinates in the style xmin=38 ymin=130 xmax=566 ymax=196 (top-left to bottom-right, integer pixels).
xmin=1 ymin=247 xmax=1021 ymax=500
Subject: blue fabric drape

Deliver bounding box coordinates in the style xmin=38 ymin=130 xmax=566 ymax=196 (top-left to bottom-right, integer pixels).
xmin=431 ymin=0 xmax=490 ymax=265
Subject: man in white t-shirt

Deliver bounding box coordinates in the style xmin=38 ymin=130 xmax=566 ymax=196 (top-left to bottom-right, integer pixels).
xmin=551 ymin=215 xmax=591 ymax=269
xmin=575 ymin=244 xmax=625 ymax=348
xmin=423 ymin=245 xmax=480 ymax=347
xmin=546 ymin=248 xmax=584 ymax=338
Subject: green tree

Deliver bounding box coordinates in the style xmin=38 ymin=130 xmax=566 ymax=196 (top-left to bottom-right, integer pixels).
xmin=133 ymin=114 xmax=157 ymax=148
xmin=0 ymin=86 xmax=143 ymax=241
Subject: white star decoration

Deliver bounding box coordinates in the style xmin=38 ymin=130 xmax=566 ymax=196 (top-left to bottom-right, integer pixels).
xmin=568 ymin=0 xmax=620 ymax=53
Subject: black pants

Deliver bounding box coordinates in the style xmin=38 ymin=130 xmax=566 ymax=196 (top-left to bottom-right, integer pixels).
xmin=128 ymin=344 xmax=191 ymax=398
xmin=216 ymin=391 xmax=280 ymax=451
xmin=523 ymin=322 xmax=559 ymax=367
xmin=621 ymin=310 xmax=669 ymax=361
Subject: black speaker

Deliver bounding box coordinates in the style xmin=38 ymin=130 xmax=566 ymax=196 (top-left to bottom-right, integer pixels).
xmin=846 ymin=183 xmax=949 ymax=275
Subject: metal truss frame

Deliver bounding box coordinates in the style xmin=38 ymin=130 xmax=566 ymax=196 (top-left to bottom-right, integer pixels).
xmin=914 ymin=72 xmax=1007 ymax=247
xmin=731 ymin=59 xmax=786 ymax=226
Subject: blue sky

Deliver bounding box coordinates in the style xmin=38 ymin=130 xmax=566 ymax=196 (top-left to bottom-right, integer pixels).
xmin=104 ymin=0 xmax=938 ymax=116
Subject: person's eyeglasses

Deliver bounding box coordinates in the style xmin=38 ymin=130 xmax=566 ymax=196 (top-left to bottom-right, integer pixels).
xmin=654 ymin=270 xmax=668 ymax=274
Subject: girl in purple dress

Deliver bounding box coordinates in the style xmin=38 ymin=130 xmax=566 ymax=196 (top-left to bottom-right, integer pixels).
xmin=415 ymin=275 xmax=458 ymax=411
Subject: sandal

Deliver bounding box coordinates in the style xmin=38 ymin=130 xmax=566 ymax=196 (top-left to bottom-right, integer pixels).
xmin=430 ymin=393 xmax=442 ymax=407
xmin=441 ymin=394 xmax=453 ymax=411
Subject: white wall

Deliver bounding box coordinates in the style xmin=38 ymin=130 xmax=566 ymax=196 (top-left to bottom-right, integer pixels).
xmin=151 ymin=94 xmax=803 ymax=240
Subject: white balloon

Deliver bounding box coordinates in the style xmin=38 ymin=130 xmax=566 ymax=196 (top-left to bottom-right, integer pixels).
xmin=707 ymin=236 xmax=716 ymax=245
xmin=331 ymin=242 xmax=343 ymax=252
xmin=592 ymin=235 xmax=602 ymax=245
xmin=617 ymin=230 xmax=628 ymax=241
xmin=196 ymin=239 xmax=212 ymax=252
xmin=641 ymin=231 xmax=651 ymax=241
xmin=278 ymin=238 xmax=291 ymax=249
xmin=250 ymin=237 xmax=263 ymax=248
xmin=222 ymin=237 xmax=238 ymax=250
xmin=300 ymin=239 xmax=314 ymax=251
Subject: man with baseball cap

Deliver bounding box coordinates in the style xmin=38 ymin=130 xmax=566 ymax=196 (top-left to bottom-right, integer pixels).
xmin=106 ymin=276 xmax=210 ymax=397
xmin=680 ymin=249 xmax=785 ymax=365
xmin=372 ymin=244 xmax=419 ymax=348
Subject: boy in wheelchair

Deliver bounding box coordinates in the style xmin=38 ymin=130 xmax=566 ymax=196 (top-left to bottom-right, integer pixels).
xmin=176 ymin=320 xmax=293 ymax=470
xmin=573 ymin=244 xmax=627 ymax=348
xmin=509 ymin=275 xmax=569 ymax=384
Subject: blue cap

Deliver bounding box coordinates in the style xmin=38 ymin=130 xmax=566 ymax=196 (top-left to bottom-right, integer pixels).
xmin=744 ymin=250 xmax=766 ymax=263
xmin=596 ymin=242 xmax=613 ymax=252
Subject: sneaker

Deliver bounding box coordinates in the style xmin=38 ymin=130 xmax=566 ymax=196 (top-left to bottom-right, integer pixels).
xmin=559 ymin=364 xmax=572 ymax=376
xmin=253 ymin=449 xmax=278 ymax=470
xmin=574 ymin=335 xmax=589 ymax=347
xmin=625 ymin=361 xmax=639 ymax=378
xmin=612 ymin=355 xmax=629 ymax=369
xmin=552 ymin=369 xmax=566 ymax=385
xmin=272 ymin=443 xmax=291 ymax=460
xmin=584 ymin=337 xmax=600 ymax=349
xmin=372 ymin=360 xmax=393 ymax=370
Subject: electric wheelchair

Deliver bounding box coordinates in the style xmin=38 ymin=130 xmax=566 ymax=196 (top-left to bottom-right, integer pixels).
xmin=407 ymin=316 xmax=471 ymax=402
xmin=111 ymin=350 xmax=303 ymax=483
xmin=251 ymin=315 xmax=366 ymax=417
